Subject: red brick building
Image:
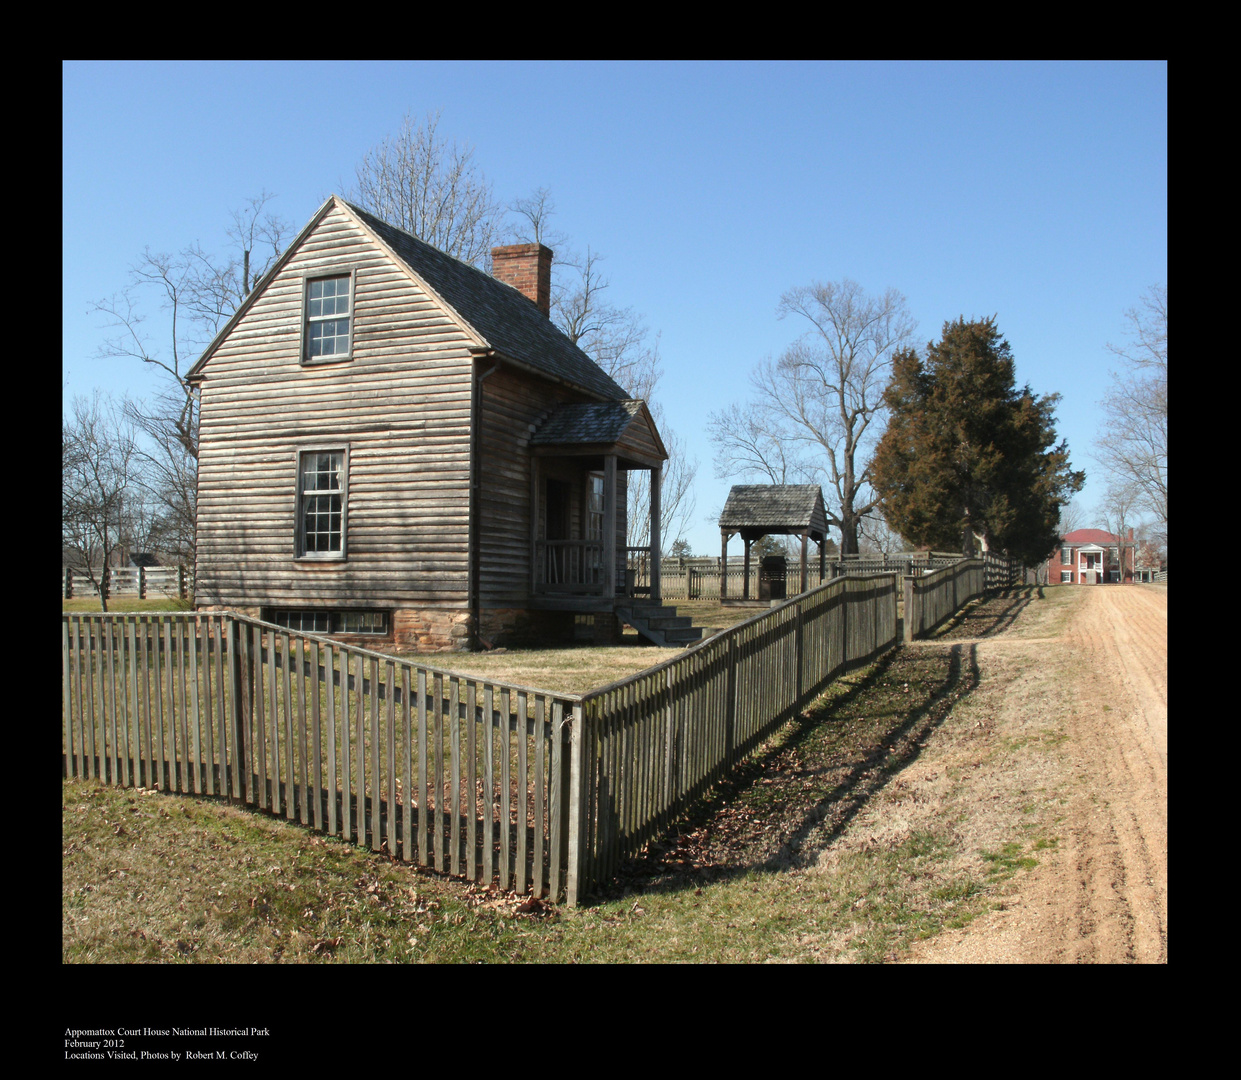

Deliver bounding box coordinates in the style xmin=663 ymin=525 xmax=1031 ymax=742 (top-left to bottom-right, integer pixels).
xmin=1046 ymin=528 xmax=1136 ymax=585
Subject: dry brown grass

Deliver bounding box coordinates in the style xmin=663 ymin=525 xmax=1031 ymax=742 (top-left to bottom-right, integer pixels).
xmin=377 ymin=599 xmax=771 ymax=696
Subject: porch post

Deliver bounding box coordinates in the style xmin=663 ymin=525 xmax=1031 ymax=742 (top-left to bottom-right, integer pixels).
xmin=720 ymin=531 xmax=729 ymax=601
xmin=801 ymin=530 xmax=809 ymax=594
xmin=650 ymin=464 xmax=662 ymax=604
xmin=743 ymin=536 xmax=752 ymax=601
xmin=603 ymin=454 xmax=617 ymax=599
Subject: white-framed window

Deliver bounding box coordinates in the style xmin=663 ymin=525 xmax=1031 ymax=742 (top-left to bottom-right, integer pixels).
xmin=302 ymin=272 xmax=354 ymax=363
xmin=1060 ymin=571 xmax=1073 ymax=583
xmin=1061 ymin=547 xmax=1071 ymax=564
xmin=296 ymin=448 xmax=347 ymax=559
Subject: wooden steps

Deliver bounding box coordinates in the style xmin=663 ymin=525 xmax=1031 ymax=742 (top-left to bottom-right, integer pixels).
xmin=614 ymin=601 xmax=704 ymax=648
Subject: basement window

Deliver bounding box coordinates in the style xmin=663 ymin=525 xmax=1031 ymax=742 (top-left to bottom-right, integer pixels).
xmin=267 ymin=609 xmax=390 ymax=636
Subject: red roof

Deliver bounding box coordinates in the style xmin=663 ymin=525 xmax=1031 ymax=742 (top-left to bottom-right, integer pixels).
xmin=1063 ymin=529 xmax=1123 ymax=544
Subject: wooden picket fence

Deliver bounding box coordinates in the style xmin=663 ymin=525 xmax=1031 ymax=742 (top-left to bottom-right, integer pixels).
xmin=902 ymin=552 xmax=1024 ymax=642
xmin=569 ymin=574 xmax=898 ymax=891
xmin=62 ymin=613 xmax=574 ymax=899
xmin=62 ymin=571 xmax=942 ymax=905
xmin=652 ymin=552 xmax=965 ymax=601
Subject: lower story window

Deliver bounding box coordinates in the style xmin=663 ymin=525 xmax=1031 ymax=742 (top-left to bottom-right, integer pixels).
xmin=268 ymin=609 xmax=389 ymax=636
xmin=1060 ymin=571 xmax=1073 ymax=583
xmin=298 ymin=449 xmax=347 ymax=558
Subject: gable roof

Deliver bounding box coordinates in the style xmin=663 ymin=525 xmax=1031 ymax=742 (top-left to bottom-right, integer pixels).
xmin=719 ymin=485 xmax=828 ymax=538
xmin=529 ymin=399 xmax=667 ymax=468
xmin=531 ymin=399 xmax=644 ymax=445
xmin=187 ymin=196 xmax=628 ymax=402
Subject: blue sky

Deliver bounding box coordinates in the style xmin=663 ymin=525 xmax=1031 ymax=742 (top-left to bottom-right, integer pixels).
xmin=63 ymin=60 xmax=1167 ymax=556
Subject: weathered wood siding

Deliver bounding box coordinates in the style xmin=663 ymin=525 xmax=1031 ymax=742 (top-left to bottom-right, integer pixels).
xmin=196 ymin=204 xmax=475 ymax=612
xmin=477 ymin=367 xmax=630 ymax=608
xmin=477 ymin=367 xmax=573 ymax=608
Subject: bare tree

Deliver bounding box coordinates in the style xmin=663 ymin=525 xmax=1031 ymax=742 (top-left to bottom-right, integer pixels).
xmin=1056 ymin=497 xmax=1086 ymax=539
xmin=857 ymin=515 xmax=910 ymax=555
xmin=91 ymin=192 xmax=292 ymax=565
xmin=709 ymin=279 xmax=916 ymax=554
xmin=1095 ymin=285 xmax=1167 ymax=543
xmin=351 ymin=110 xmax=504 ymax=269
xmin=1101 ymin=482 xmax=1140 ymax=583
xmin=63 ymin=394 xmax=141 ymax=612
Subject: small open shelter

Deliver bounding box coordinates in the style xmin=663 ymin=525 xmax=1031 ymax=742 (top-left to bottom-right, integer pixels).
xmin=719 ymin=485 xmax=830 ymax=601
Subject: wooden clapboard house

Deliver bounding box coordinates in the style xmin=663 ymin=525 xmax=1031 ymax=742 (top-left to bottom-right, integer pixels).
xmin=188 ymin=195 xmax=694 ymax=650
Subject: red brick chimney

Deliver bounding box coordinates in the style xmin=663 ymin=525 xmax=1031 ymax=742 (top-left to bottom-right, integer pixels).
xmin=491 ymin=244 xmax=553 ymax=318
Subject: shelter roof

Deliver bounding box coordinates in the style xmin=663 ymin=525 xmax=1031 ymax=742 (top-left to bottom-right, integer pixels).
xmin=719 ymin=485 xmax=828 ymax=538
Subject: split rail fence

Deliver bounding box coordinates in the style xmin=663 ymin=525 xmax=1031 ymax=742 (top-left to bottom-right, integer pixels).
xmin=65 ymin=569 xmax=976 ymax=905
xmin=63 ymin=565 xmax=191 ymax=600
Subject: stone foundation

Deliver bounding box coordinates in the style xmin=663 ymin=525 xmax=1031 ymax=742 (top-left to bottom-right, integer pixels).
xmin=196 ymin=604 xmax=261 ymax=620
xmin=393 ymin=608 xmax=473 ymax=651
xmin=194 ymin=603 xmax=584 ymax=652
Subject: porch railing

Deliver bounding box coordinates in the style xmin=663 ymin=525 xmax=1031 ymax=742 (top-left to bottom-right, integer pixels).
xmin=534 ymin=542 xmax=655 ymax=597
xmin=534 ymin=540 xmax=607 ymax=593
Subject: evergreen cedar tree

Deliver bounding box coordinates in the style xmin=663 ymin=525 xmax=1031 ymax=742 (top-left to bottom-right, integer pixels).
xmin=871 ymin=317 xmax=1084 ymax=566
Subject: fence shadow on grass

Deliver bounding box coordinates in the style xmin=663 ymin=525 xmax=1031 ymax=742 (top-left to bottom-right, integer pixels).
xmin=932 ymin=585 xmax=1040 ymax=641
xmin=594 ymin=640 xmax=982 ymax=903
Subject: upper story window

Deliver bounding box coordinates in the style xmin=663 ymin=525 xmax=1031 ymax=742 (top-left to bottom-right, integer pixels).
xmin=297 ymin=449 xmax=347 ymax=559
xmin=1061 ymin=547 xmax=1071 ymax=564
xmin=303 ymin=273 xmax=354 ymax=363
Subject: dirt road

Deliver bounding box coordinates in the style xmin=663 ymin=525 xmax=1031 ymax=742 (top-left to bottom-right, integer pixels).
xmin=902 ymin=584 xmax=1168 ymax=963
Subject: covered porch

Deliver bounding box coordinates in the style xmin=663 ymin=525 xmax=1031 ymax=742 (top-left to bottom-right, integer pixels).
xmin=528 ymin=400 xmax=668 ymax=609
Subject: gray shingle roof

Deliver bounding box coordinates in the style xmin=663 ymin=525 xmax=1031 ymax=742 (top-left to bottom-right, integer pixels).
xmin=346 ymin=202 xmax=628 ymax=402
xmin=719 ymin=485 xmax=828 ymax=534
xmin=529 ymin=400 xmax=645 ymax=446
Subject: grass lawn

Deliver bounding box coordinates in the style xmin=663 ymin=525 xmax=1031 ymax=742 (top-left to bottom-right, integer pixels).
xmin=377 ymin=598 xmax=774 ymax=695
xmin=63 ymin=597 xmax=194 ymax=614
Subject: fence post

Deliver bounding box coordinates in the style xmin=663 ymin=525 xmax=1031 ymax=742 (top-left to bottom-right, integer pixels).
xmin=724 ymin=633 xmax=738 ymax=769
xmin=794 ymin=598 xmax=804 ymax=706
xmin=565 ymin=702 xmax=586 ymax=907
xmin=178 ymin=565 xmax=187 ymax=600
xmin=100 ymin=565 xmax=110 ymax=606
xmin=65 ymin=566 xmax=73 ymax=600
xmin=227 ymin=617 xmax=249 ymax=800
xmin=138 ymin=564 xmax=147 ymax=600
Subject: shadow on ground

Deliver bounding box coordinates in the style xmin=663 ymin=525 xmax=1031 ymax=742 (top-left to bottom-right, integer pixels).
xmin=589 ymin=634 xmax=985 ymax=905
xmin=931 ymin=585 xmax=1041 ymax=640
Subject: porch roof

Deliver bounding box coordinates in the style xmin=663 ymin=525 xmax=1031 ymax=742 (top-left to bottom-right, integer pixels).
xmin=529 ymin=400 xmax=667 ymax=468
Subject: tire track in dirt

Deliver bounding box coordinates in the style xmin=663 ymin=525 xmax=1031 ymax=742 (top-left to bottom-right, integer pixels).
xmin=904 ymin=584 xmax=1167 ymax=963
xmin=1061 ymin=586 xmax=1167 ymax=962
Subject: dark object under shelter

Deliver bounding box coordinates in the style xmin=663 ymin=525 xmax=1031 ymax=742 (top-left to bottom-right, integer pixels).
xmin=719 ymin=485 xmax=830 ymax=602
